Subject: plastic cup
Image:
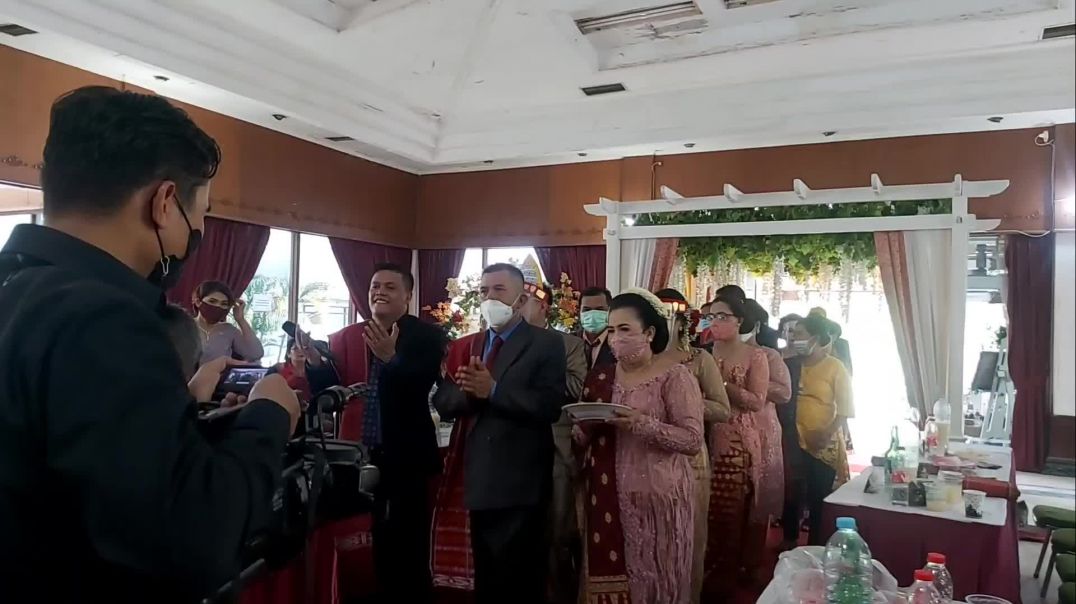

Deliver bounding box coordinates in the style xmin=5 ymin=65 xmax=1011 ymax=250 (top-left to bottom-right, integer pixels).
xmin=938 ymin=470 xmax=965 ymax=505
xmin=925 ymin=481 xmax=949 ymax=512
xmin=963 ymin=489 xmax=986 ymax=519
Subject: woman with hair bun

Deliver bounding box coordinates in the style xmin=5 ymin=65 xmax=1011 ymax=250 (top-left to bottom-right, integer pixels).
xmin=573 ymin=289 xmax=703 ymax=604
xmin=702 ymin=295 xmax=769 ymax=598
xmin=655 ymin=288 xmax=729 ymax=604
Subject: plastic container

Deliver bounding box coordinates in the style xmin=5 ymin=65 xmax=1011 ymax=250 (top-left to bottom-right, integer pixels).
xmin=938 ymin=471 xmax=965 ymax=506
xmin=924 ymin=417 xmax=940 ymax=457
xmin=907 ymin=569 xmax=943 ymax=604
xmin=823 ymin=517 xmax=873 ymax=604
xmin=924 ymin=481 xmax=949 ymax=512
xmin=923 ymin=553 xmax=954 ymax=600
xmin=932 ymin=399 xmax=951 ymax=453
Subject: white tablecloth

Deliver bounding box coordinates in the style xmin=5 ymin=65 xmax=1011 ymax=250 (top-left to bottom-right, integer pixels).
xmin=824 ymin=442 xmax=1012 ymax=527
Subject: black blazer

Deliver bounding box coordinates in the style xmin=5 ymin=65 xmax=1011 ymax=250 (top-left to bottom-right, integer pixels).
xmin=308 ymin=314 xmax=447 ymax=489
xmin=434 ymin=321 xmax=566 ymax=511
xmin=374 ymin=314 xmax=447 ymax=487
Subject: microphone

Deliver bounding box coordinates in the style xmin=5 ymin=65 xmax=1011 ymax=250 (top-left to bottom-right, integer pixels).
xmin=313 ymin=383 xmax=372 ymax=413
xmin=282 ymin=321 xmax=336 ymax=362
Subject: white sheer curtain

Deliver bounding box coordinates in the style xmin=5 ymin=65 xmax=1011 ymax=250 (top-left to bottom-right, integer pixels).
xmin=620 ymin=239 xmax=656 ymax=291
xmin=875 ymin=229 xmax=952 ymax=418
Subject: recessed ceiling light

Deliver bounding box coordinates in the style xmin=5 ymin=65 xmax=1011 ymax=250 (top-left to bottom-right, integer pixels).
xmin=987 ymin=116 xmax=1004 ymax=123
xmin=153 ymin=75 xmax=170 ymax=82
xmin=272 ymin=113 xmax=287 ymax=121
xmin=684 ymin=142 xmax=696 ymax=148
xmin=822 ymin=131 xmax=838 ymax=137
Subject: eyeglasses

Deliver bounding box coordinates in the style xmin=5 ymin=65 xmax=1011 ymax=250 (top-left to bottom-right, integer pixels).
xmin=703 ymin=312 xmax=737 ymax=322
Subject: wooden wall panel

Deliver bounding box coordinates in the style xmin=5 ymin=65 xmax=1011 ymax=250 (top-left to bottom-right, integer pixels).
xmin=0 ymin=46 xmax=417 ymax=246
xmin=416 ymin=130 xmax=1060 ymax=247
xmin=415 ymin=160 xmax=622 ymax=248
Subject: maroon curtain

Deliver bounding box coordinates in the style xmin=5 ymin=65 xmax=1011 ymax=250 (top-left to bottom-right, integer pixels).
xmin=648 ymin=238 xmax=680 ymax=290
xmin=1005 ymin=233 xmax=1054 ymax=472
xmin=329 ymin=237 xmax=412 ymax=319
xmin=535 ymin=245 xmax=606 ymax=290
xmin=418 ymin=249 xmax=466 ymax=321
xmin=166 ymin=217 xmax=270 ymax=310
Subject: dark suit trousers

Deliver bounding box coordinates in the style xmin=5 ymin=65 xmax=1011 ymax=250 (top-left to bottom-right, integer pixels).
xmin=371 ymin=477 xmax=433 ymax=604
xmin=470 ymin=504 xmax=549 ymax=604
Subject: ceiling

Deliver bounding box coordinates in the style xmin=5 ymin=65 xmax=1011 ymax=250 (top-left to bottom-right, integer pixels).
xmin=1 ymin=0 xmax=1074 ymax=174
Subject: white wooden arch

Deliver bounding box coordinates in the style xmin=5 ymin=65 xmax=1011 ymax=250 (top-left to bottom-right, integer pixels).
xmin=585 ymin=174 xmax=1010 ymax=438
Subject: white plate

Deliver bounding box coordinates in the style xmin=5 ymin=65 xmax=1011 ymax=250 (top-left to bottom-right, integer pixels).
xmin=563 ymin=402 xmax=633 ymax=422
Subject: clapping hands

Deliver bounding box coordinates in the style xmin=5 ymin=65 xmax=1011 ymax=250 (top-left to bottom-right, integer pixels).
xmin=455 ymin=356 xmax=494 ymax=400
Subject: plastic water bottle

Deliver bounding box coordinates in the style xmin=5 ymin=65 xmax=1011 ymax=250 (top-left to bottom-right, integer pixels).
xmin=907 ymin=569 xmax=943 ymax=604
xmin=823 ymin=517 xmax=874 ymax=604
xmin=922 ymin=553 xmax=954 ymax=600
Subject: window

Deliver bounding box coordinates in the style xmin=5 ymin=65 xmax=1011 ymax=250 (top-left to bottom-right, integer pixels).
xmin=0 ymin=214 xmax=33 ymax=248
xmin=456 ymin=247 xmax=545 ymax=284
xmin=486 ymin=247 xmax=545 ymax=284
xmin=242 ymin=229 xmax=293 ymax=365
xmin=297 ymin=233 xmax=352 ymax=341
xmin=447 ymin=246 xmax=545 ymax=335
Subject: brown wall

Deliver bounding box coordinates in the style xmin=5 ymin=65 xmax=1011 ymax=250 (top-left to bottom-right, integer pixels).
xmin=0 ymin=46 xmax=418 ymax=247
xmin=416 ymin=128 xmax=1066 ymax=248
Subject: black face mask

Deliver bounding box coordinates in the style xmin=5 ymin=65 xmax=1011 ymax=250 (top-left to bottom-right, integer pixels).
xmin=147 ymin=195 xmax=202 ymax=290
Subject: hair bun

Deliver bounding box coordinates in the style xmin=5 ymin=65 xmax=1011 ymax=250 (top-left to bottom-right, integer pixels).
xmin=620 ymin=287 xmax=670 ymax=319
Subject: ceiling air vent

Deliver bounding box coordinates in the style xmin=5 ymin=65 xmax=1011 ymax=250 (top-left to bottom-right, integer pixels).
xmin=575 ymin=2 xmax=701 ymax=34
xmin=725 ymin=0 xmax=781 ymax=7
xmin=1042 ymin=23 xmax=1075 ymax=40
xmin=325 ymin=135 xmax=355 ymax=142
xmin=0 ymin=23 xmax=38 ymax=37
xmin=581 ymin=83 xmax=626 ymax=97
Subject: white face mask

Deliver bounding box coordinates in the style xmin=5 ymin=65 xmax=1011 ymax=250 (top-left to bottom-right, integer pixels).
xmin=481 ymin=298 xmax=516 ymax=330
xmin=739 ymin=331 xmax=754 ymax=342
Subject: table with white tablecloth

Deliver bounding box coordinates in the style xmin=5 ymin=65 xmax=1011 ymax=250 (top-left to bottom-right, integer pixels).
xmin=822 ymin=443 xmax=1021 ymax=603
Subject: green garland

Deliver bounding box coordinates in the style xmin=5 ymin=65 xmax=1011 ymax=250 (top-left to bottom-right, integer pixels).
xmin=637 ymin=199 xmax=950 ymax=280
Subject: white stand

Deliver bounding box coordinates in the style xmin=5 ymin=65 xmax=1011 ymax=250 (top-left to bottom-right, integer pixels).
xmin=980 ymin=337 xmax=1015 ymax=444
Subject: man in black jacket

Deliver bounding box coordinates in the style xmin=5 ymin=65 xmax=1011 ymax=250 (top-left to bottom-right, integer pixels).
xmin=318 ymin=263 xmax=445 ymax=603
xmin=0 ymin=86 xmax=300 ymax=603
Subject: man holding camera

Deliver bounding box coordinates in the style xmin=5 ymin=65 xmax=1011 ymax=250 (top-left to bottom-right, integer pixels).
xmin=0 ymin=87 xmax=300 ymax=603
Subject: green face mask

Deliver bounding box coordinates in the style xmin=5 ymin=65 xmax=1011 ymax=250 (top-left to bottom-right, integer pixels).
xmin=581 ymin=309 xmax=609 ymax=334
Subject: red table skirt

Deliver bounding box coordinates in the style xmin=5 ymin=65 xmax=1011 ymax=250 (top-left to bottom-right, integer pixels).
xmin=239 ymin=514 xmax=375 ymax=604
xmin=821 ymin=500 xmax=1022 ymax=603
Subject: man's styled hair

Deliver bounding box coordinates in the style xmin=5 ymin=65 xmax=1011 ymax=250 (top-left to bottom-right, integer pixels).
xmin=580 ymin=286 xmax=613 ymax=305
xmin=372 ymin=262 xmax=415 ymax=291
xmin=482 ymin=263 xmax=525 ymax=283
xmin=42 ymin=86 xmax=221 ymax=216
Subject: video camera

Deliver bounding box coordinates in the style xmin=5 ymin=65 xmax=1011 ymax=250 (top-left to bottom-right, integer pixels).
xmin=198 ymin=384 xmax=378 ymax=603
